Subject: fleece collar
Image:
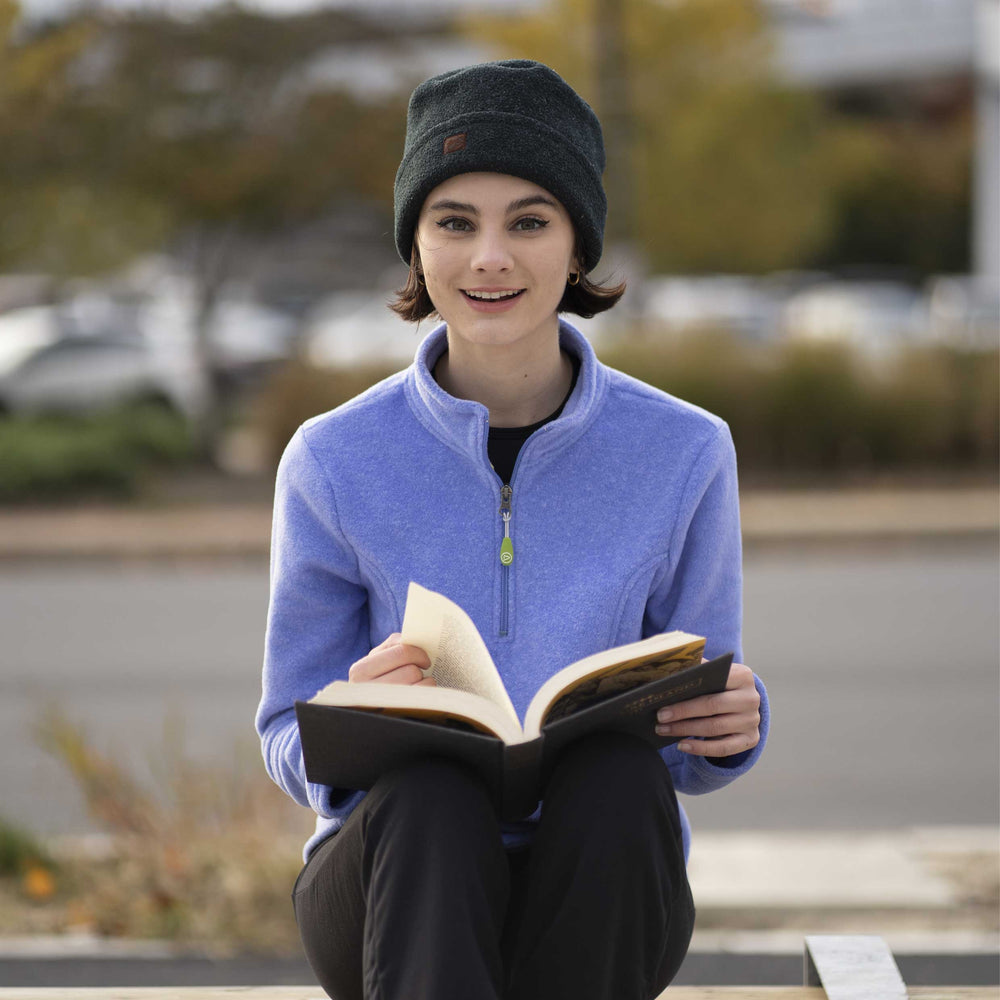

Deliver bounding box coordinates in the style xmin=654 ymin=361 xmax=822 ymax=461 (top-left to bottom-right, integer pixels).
xmin=404 ymin=318 xmax=608 ymax=473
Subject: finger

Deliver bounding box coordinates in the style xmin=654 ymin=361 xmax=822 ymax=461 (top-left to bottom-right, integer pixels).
xmin=416 ymin=677 xmax=437 ymax=686
xmin=725 ymin=662 xmax=756 ymax=691
xmin=350 ymin=657 xmax=426 ymax=683
xmin=676 ymin=731 xmax=760 ymax=757
xmin=347 ymin=655 xmax=426 ymax=683
xmin=366 ymin=663 xmax=428 ymax=686
xmin=352 ymin=633 xmax=402 ymax=671
xmin=382 ymin=642 xmax=431 ymax=671
xmin=656 ymin=710 xmax=759 ymax=740
xmin=375 ymin=632 xmax=403 ymax=649
xmin=657 ymin=687 xmax=758 ymax=725
xmin=349 ymin=643 xmax=431 ymax=682
xmin=657 ymin=667 xmax=758 ymax=724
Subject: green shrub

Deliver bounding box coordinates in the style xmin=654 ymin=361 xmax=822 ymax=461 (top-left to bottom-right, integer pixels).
xmin=0 ymin=817 xmax=54 ymax=878
xmin=114 ymin=402 xmax=197 ymax=465
xmin=248 ymin=332 xmax=998 ymax=480
xmin=759 ymin=340 xmax=873 ymax=470
xmin=599 ymin=330 xmax=998 ymax=476
xmin=0 ymin=403 xmax=194 ymax=503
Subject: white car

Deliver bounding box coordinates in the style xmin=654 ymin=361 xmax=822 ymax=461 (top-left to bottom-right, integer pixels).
xmin=782 ymin=281 xmax=926 ymax=353
xmin=0 ymin=306 xmax=207 ymax=420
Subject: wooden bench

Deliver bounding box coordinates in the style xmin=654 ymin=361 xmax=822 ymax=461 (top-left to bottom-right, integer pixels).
xmin=0 ymin=937 xmax=994 ymax=999
xmin=0 ymin=989 xmax=993 ymax=999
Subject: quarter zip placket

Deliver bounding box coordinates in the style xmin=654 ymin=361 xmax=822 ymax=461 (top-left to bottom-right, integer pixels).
xmin=493 ymin=441 xmax=531 ymax=638
xmin=498 ymin=483 xmax=513 ymax=637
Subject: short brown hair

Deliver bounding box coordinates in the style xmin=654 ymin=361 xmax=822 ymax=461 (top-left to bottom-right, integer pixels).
xmin=388 ymin=238 xmax=626 ymax=322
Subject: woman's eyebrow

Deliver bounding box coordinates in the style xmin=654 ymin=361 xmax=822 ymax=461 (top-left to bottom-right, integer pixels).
xmin=507 ymin=195 xmax=559 ymax=212
xmin=426 ymin=195 xmax=559 ymax=214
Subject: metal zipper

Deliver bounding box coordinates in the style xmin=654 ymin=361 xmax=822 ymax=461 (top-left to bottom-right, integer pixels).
xmin=499 ymin=483 xmax=513 ymax=637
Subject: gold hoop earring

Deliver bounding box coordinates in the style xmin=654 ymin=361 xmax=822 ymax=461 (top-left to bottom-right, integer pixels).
xmin=567 ymin=272 xmax=581 ymax=286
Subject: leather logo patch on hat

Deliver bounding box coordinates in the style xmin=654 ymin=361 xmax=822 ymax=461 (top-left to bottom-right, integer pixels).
xmin=443 ymin=133 xmax=467 ymax=154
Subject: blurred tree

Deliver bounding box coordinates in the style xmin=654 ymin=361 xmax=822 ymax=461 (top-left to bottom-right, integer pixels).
xmin=814 ymin=114 xmax=972 ymax=276
xmin=592 ymin=0 xmax=634 ymax=246
xmin=461 ymin=0 xmax=982 ymax=284
xmin=1 ymin=1 xmax=409 ymax=455
xmin=79 ymin=6 xmax=407 ymax=453
xmin=461 ymin=0 xmax=874 ymax=276
xmin=0 ymin=0 xmax=170 ymax=279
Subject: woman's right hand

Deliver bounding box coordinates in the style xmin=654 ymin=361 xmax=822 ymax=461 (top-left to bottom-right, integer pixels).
xmin=348 ymin=633 xmax=435 ymax=686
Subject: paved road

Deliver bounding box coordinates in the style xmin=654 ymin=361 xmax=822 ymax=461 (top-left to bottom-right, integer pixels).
xmin=2 ymin=538 xmax=998 ymax=837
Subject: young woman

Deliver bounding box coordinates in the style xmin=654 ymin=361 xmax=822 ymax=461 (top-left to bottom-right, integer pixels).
xmin=257 ymin=59 xmax=769 ymax=1000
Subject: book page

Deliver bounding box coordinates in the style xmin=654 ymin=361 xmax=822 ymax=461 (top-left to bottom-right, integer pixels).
xmin=400 ymin=582 xmax=520 ymax=729
xmin=522 ymin=632 xmax=705 ymax=738
xmin=308 ymin=679 xmax=523 ymax=744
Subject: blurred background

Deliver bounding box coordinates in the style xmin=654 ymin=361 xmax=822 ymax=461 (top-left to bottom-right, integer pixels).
xmin=0 ymin=0 xmax=997 ymax=983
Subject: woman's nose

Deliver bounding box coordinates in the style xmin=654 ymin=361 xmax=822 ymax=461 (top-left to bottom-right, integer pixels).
xmin=470 ymin=229 xmax=514 ymax=273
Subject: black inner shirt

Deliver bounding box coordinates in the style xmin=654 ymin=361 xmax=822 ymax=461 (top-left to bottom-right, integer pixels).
xmin=486 ymin=352 xmax=580 ymax=485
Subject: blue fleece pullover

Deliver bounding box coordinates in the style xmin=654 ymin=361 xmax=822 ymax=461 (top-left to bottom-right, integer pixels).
xmin=257 ymin=320 xmax=770 ymax=862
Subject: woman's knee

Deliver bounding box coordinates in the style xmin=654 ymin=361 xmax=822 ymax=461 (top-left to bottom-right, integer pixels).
xmin=369 ymin=755 xmax=500 ymax=832
xmin=540 ymin=732 xmax=684 ymax=853
xmin=548 ymin=731 xmax=674 ymax=803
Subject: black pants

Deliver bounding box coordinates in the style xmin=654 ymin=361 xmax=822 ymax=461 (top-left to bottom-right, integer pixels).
xmin=292 ymin=731 xmax=695 ymax=1000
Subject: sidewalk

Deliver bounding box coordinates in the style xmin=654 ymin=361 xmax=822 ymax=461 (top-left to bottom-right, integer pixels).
xmin=1 ymin=827 xmax=995 ymax=962
xmin=684 ymin=826 xmax=999 ymax=953
xmin=0 ymin=487 xmax=996 ymax=560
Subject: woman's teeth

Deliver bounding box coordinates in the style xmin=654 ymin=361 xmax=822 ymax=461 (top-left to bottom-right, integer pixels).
xmin=464 ymin=290 xmax=523 ymax=300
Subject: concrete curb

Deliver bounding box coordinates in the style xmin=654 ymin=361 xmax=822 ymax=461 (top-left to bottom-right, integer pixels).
xmin=0 ymin=505 xmax=272 ymax=561
xmin=687 ymin=826 xmax=1000 ymax=910
xmin=0 ymin=488 xmax=995 ymax=561
xmin=0 ymin=829 xmax=995 ymax=987
xmin=7 ymin=827 xmax=992 ymax=958
xmin=738 ymin=488 xmax=999 ymax=541
xmin=0 ymin=929 xmax=994 ymax=961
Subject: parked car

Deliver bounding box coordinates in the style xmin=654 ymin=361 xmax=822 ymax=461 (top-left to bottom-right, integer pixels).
xmin=782 ymin=281 xmax=927 ymax=353
xmin=926 ymin=275 xmax=1000 ymax=349
xmin=0 ymin=306 xmax=207 ymax=420
xmin=642 ymin=275 xmax=786 ymax=340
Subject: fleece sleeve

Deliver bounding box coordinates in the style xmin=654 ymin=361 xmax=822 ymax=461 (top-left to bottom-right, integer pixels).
xmin=642 ymin=422 xmax=770 ymax=795
xmin=254 ymin=425 xmax=371 ymax=818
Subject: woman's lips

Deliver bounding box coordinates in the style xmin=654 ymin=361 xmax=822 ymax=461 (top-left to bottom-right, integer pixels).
xmin=461 ymin=289 xmax=526 ymax=312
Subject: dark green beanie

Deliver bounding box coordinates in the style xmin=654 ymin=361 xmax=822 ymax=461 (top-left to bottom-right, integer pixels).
xmin=393 ymin=59 xmax=607 ymax=273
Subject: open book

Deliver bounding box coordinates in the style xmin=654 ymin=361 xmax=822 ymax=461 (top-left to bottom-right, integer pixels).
xmin=295 ymin=582 xmax=732 ymax=820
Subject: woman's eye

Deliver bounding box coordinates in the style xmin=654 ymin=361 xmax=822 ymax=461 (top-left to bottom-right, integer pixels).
xmin=436 ymin=217 xmax=472 ymax=232
xmin=514 ymin=216 xmax=548 ymax=232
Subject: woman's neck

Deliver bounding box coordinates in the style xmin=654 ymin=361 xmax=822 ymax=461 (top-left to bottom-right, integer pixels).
xmin=434 ymin=331 xmax=573 ymax=428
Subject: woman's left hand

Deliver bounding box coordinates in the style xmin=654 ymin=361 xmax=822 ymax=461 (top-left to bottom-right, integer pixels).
xmin=654 ymin=661 xmax=760 ymax=758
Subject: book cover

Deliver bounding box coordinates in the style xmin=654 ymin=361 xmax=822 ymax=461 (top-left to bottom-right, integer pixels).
xmin=296 ymin=652 xmax=732 ymax=820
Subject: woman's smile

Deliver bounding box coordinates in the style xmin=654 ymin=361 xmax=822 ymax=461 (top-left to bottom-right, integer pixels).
xmin=415 ymin=172 xmax=576 ymax=351
xmin=461 ymin=287 xmax=527 ymax=311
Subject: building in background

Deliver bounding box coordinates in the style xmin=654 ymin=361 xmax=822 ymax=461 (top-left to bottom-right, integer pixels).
xmin=766 ymin=0 xmax=997 ymax=285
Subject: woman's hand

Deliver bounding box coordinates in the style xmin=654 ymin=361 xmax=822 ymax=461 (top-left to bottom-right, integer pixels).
xmin=348 ymin=633 xmax=436 ymax=686
xmin=655 ymin=661 xmax=760 ymax=758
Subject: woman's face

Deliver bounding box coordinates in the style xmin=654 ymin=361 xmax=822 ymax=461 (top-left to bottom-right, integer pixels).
xmin=414 ymin=172 xmax=577 ymax=353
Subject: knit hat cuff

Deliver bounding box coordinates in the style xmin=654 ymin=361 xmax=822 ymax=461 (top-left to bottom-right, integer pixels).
xmin=394 ymin=113 xmax=607 ymax=272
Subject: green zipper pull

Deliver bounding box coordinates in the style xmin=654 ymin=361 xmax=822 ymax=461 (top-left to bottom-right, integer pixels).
xmin=499 ymin=484 xmax=513 ymax=566
xmin=500 ymin=536 xmax=513 ymax=566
